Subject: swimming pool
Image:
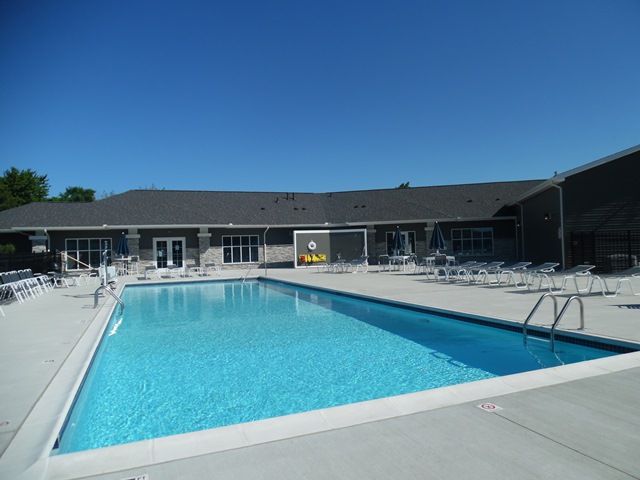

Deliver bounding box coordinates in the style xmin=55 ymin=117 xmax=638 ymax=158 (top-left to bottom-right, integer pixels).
xmin=55 ymin=279 xmax=618 ymax=454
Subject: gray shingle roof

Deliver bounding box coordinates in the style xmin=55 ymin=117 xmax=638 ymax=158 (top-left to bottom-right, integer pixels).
xmin=0 ymin=180 xmax=544 ymax=231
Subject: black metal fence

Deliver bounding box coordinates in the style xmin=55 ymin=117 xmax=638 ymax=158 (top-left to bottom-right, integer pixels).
xmin=568 ymin=230 xmax=640 ymax=273
xmin=0 ymin=252 xmax=62 ymax=274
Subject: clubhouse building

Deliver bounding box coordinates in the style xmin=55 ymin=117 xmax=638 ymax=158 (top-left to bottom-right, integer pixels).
xmin=0 ymin=144 xmax=638 ymax=273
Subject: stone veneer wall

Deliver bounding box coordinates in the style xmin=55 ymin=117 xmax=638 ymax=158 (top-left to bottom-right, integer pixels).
xmin=200 ymin=246 xmax=223 ymax=266
xmin=185 ymin=248 xmax=199 ymax=265
xmin=135 ymin=241 xmax=312 ymax=270
xmin=197 ymin=243 xmax=295 ymax=270
xmin=197 ymin=234 xmax=211 ymax=265
xmin=126 ymin=236 xmax=140 ymax=257
xmin=264 ymin=244 xmax=295 ymax=268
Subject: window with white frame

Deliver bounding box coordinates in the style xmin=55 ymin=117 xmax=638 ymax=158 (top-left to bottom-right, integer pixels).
xmin=451 ymin=228 xmax=494 ymax=256
xmin=65 ymin=238 xmax=112 ymax=269
xmin=222 ymin=235 xmax=259 ymax=264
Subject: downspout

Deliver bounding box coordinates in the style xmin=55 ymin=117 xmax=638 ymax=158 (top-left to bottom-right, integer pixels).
xmin=514 ymin=203 xmax=524 ymax=260
xmin=263 ymin=226 xmax=270 ymax=276
xmin=550 ymin=183 xmax=565 ymax=269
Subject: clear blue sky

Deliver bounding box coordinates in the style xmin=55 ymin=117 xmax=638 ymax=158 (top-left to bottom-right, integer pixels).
xmin=1 ymin=0 xmax=639 ymax=198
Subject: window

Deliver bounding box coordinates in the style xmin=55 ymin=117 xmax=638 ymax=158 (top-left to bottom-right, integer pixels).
xmin=451 ymin=228 xmax=493 ymax=256
xmin=222 ymin=235 xmax=259 ymax=264
xmin=65 ymin=238 xmax=112 ymax=270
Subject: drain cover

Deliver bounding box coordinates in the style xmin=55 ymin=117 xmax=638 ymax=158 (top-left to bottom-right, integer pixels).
xmin=478 ymin=403 xmax=503 ymax=412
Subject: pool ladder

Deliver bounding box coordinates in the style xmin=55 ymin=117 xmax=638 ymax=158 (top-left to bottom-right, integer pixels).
xmin=523 ymin=293 xmax=584 ymax=352
xmin=94 ymin=285 xmax=125 ymax=314
xmin=242 ymin=267 xmax=253 ymax=283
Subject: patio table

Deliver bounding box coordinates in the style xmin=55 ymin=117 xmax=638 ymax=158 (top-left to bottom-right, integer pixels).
xmin=389 ymin=255 xmax=411 ymax=271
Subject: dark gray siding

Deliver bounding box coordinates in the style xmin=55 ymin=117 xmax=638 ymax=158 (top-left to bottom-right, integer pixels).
xmin=519 ymin=188 xmax=563 ymax=266
xmin=563 ymin=151 xmax=640 ymax=232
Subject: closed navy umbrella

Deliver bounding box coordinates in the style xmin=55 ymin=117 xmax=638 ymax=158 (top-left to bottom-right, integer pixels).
xmin=429 ymin=222 xmax=446 ymax=254
xmin=115 ymin=232 xmax=130 ymax=257
xmin=392 ymin=226 xmax=405 ymax=256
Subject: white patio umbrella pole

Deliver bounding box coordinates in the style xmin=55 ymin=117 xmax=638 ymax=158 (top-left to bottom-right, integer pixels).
xmin=263 ymin=226 xmax=269 ymax=276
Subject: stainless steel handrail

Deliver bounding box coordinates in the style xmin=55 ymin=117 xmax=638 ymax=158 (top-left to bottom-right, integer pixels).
xmin=523 ymin=293 xmax=558 ymax=345
xmin=550 ymin=296 xmax=584 ymax=352
xmin=94 ymin=285 xmax=124 ymax=314
xmin=242 ymin=267 xmax=253 ymax=283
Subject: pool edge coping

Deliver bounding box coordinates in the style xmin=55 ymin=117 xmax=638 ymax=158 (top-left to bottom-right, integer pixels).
xmin=45 ymin=351 xmax=640 ymax=480
xmin=4 ymin=277 xmax=640 ymax=479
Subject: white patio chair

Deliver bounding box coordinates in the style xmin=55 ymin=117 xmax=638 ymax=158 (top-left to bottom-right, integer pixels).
xmin=128 ymin=256 xmax=140 ymax=275
xmin=186 ymin=262 xmax=204 ymax=276
xmin=204 ymin=262 xmax=221 ymax=276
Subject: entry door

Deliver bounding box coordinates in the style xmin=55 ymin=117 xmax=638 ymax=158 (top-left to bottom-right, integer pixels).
xmin=386 ymin=231 xmax=415 ymax=255
xmin=154 ymin=238 xmax=185 ymax=267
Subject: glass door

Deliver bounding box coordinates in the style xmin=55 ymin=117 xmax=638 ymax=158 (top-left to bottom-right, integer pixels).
xmin=155 ymin=240 xmax=168 ymax=268
xmin=171 ymin=239 xmax=184 ymax=267
xmin=154 ymin=238 xmax=185 ymax=267
xmin=386 ymin=231 xmax=416 ymax=255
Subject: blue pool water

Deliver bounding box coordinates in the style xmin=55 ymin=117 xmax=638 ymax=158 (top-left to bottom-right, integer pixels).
xmin=56 ymin=280 xmax=617 ymax=454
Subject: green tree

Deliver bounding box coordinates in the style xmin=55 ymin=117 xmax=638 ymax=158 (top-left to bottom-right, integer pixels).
xmin=396 ymin=181 xmax=410 ymax=189
xmin=0 ymin=243 xmax=16 ymax=254
xmin=52 ymin=186 xmax=96 ymax=202
xmin=0 ymin=167 xmax=50 ymax=211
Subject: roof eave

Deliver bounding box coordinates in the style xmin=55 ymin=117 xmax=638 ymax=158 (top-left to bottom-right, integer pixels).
xmin=509 ymin=143 xmax=640 ymax=205
xmin=5 ymin=216 xmax=517 ymax=232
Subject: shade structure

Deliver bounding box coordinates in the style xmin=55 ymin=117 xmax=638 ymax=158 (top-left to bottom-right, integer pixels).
xmin=392 ymin=226 xmax=405 ymax=255
xmin=115 ymin=232 xmax=130 ymax=257
xmin=429 ymin=222 xmax=446 ymax=254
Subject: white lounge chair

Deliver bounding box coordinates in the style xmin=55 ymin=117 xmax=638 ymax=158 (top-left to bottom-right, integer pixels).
xmin=166 ymin=264 xmax=185 ymax=278
xmin=527 ymin=264 xmax=595 ymax=293
xmin=432 ymin=260 xmax=475 ymax=281
xmin=345 ymin=256 xmax=369 ymax=273
xmin=486 ymin=262 xmax=532 ymax=286
xmin=513 ymin=262 xmax=559 ymax=289
xmin=51 ymin=272 xmax=75 ymax=289
xmin=444 ymin=262 xmax=487 ymax=282
xmin=582 ymin=266 xmax=640 ymax=297
xmin=468 ymin=261 xmax=505 ymax=284
xmin=329 ymin=259 xmax=349 ymax=273
xmin=144 ymin=265 xmax=160 ymax=279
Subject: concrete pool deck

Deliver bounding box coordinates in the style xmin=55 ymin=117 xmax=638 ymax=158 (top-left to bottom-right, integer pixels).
xmin=1 ymin=267 xmax=639 ymax=479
